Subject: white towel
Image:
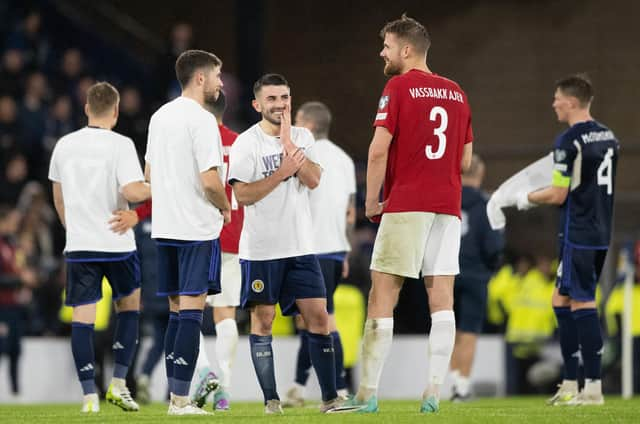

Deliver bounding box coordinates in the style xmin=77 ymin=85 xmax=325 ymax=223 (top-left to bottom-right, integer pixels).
xmin=487 ymin=153 xmax=553 ymax=230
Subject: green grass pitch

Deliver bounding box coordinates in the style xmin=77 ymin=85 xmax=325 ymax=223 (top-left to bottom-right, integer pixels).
xmin=1 ymin=397 xmax=639 ymax=423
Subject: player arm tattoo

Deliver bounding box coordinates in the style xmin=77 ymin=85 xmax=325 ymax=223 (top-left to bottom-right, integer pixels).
xmin=52 ymin=182 xmax=66 ymax=228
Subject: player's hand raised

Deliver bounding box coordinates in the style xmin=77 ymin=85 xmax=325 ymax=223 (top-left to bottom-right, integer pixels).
xmin=109 ymin=210 xmax=139 ymax=234
xmin=277 ymin=148 xmax=305 ymax=180
xmin=280 ymin=103 xmax=297 ymax=152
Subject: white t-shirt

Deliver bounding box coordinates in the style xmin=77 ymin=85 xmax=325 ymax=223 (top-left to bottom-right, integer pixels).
xmin=48 ymin=127 xmax=143 ymax=252
xmin=309 ymin=139 xmax=356 ymax=255
xmin=228 ymin=124 xmax=318 ymax=260
xmin=145 ymin=96 xmax=224 ymax=240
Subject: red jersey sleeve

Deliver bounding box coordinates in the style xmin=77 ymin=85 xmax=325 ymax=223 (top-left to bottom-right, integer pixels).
xmin=373 ymin=78 xmax=400 ymax=135
xmin=135 ymin=199 xmax=152 ymax=221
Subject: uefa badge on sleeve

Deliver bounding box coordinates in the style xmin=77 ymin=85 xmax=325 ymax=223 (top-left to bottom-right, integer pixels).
xmin=378 ymin=95 xmax=389 ymax=110
xmin=555 ymin=149 xmax=566 ymax=162
xmin=251 ymin=279 xmax=265 ymax=293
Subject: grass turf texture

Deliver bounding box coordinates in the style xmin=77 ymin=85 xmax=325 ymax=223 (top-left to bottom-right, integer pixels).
xmin=1 ymin=397 xmax=639 ymax=423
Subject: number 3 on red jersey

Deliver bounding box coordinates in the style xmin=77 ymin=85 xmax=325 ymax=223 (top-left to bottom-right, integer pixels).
xmin=426 ymin=106 xmax=447 ymax=160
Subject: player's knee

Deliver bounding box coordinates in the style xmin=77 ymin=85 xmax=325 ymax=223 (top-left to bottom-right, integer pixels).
xmin=305 ymin=311 xmax=329 ymax=334
xmin=252 ymin=307 xmax=275 ymax=333
xmin=368 ymin=286 xmax=398 ymax=311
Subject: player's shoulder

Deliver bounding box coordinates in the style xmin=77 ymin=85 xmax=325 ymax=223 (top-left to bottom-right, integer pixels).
xmin=56 ymin=127 xmax=83 ymax=145
xmin=291 ymin=125 xmax=313 ymax=142
xmin=233 ymin=124 xmax=260 ymax=147
xmin=322 ymin=139 xmax=353 ymax=162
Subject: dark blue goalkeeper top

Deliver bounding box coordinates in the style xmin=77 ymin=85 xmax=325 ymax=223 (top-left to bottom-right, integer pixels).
xmin=552 ymin=120 xmax=619 ymax=248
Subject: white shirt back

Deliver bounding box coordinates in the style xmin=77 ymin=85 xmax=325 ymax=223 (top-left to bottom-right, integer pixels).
xmin=48 ymin=127 xmax=143 ymax=252
xmin=228 ymin=124 xmax=318 ymax=260
xmin=145 ymin=96 xmax=224 ymax=240
xmin=309 ymin=139 xmax=356 ymax=254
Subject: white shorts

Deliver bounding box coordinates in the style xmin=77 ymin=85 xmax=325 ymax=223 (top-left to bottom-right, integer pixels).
xmin=206 ymin=252 xmax=241 ymax=307
xmin=370 ymin=212 xmax=460 ymax=279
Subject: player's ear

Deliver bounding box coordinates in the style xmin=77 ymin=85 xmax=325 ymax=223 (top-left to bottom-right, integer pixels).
xmin=402 ymin=44 xmax=411 ymax=58
xmin=252 ymin=99 xmax=261 ymax=113
xmin=84 ymin=103 xmax=90 ymax=119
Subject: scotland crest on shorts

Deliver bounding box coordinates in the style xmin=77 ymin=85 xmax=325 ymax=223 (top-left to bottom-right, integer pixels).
xmin=378 ymin=95 xmax=389 ymax=110
xmin=555 ymin=149 xmax=566 ymax=162
xmin=251 ymin=279 xmax=265 ymax=293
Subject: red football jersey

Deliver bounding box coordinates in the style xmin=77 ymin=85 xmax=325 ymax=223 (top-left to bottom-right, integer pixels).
xmin=373 ymin=69 xmax=473 ymax=217
xmin=218 ymin=124 xmax=244 ymax=254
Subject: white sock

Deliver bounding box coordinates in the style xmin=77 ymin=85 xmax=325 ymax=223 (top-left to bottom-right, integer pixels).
xmin=356 ymin=317 xmax=394 ymax=400
xmin=195 ymin=331 xmax=211 ymax=375
xmin=584 ymin=379 xmax=601 ymax=395
xmin=426 ymin=310 xmax=455 ymax=399
xmin=455 ymin=374 xmax=471 ymax=396
xmin=215 ymin=318 xmax=238 ymax=390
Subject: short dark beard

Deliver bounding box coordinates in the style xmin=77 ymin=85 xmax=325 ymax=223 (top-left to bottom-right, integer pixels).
xmin=384 ymin=62 xmax=402 ymax=76
xmin=204 ymin=90 xmax=218 ymax=106
xmin=262 ymin=112 xmax=281 ymax=126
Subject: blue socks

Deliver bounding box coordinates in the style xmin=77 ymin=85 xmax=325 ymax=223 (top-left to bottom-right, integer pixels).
xmin=250 ymin=334 xmax=279 ymax=403
xmin=308 ymin=332 xmax=337 ymax=402
xmin=71 ymin=322 xmax=96 ymax=395
xmin=294 ymin=330 xmax=311 ymax=385
xmin=331 ymin=331 xmax=347 ymax=391
xmin=554 ymin=307 xmax=579 ymax=380
xmin=172 ymin=309 xmax=203 ymax=396
xmin=164 ymin=311 xmax=179 ymax=393
xmin=573 ymin=308 xmax=603 ymax=380
xmin=113 ymin=311 xmax=140 ymax=379
xmin=295 ymin=330 xmax=346 ymax=392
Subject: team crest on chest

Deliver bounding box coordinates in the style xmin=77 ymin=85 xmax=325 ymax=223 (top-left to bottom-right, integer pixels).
xmin=378 ymin=95 xmax=389 ymax=110
xmin=251 ymin=279 xmax=265 ymax=293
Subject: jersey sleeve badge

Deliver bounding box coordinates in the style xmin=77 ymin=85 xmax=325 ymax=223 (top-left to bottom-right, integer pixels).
xmin=378 ymin=95 xmax=389 ymax=110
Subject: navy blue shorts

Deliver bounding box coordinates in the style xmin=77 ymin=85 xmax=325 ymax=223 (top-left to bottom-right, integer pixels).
xmin=317 ymin=253 xmax=346 ymax=314
xmin=557 ymin=242 xmax=607 ymax=302
xmin=156 ymin=239 xmax=221 ymax=297
xmin=240 ymin=255 xmax=326 ymax=316
xmin=453 ymin=275 xmax=488 ymax=334
xmin=65 ymin=251 xmax=141 ymax=306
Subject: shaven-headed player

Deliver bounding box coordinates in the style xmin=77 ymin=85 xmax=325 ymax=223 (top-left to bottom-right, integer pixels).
xmin=517 ymin=75 xmax=618 ymax=406
xmin=145 ymin=50 xmax=230 ymax=415
xmin=49 ymin=82 xmax=150 ymax=413
xmin=228 ymin=74 xmax=359 ymax=414
xmin=345 ymin=15 xmax=473 ymax=414
xmin=282 ymin=101 xmax=356 ymax=406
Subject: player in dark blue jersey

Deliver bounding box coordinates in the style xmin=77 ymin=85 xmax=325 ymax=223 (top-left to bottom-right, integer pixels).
xmin=518 ymin=74 xmax=619 ymax=406
xmin=450 ymin=154 xmax=504 ymax=401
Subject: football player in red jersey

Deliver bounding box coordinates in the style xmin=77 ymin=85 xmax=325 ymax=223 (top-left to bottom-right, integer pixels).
xmin=348 ymin=14 xmax=473 ymax=414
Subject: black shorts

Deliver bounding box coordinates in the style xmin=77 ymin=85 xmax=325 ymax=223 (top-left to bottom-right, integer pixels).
xmin=240 ymin=255 xmax=326 ymax=316
xmin=557 ymin=242 xmax=607 ymax=302
xmin=156 ymin=239 xmax=221 ymax=297
xmin=318 ymin=255 xmax=345 ymax=314
xmin=453 ymin=275 xmax=488 ymax=334
xmin=65 ymin=251 xmax=140 ymax=306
